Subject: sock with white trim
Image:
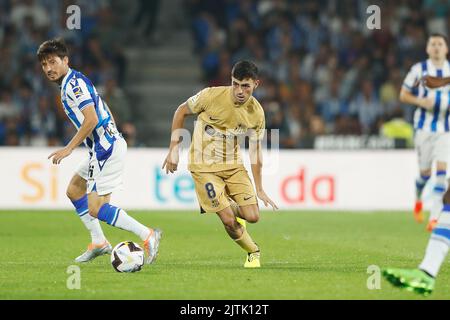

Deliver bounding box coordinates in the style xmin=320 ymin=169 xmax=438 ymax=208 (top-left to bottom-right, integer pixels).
xmin=418 ymin=204 xmax=450 ymax=277
xmin=415 ymin=174 xmax=430 ymax=200
xmin=430 ymin=170 xmax=446 ymax=221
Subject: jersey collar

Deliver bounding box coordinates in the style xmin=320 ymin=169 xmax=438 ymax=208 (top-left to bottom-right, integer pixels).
xmin=59 ymin=68 xmax=75 ymax=89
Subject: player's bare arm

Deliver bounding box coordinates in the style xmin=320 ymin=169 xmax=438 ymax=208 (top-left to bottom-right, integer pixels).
xmin=48 ymin=104 xmax=98 ymax=164
xmin=399 ymin=87 xmax=434 ymax=110
xmin=422 ymin=75 xmax=450 ymax=89
xmin=249 ymin=139 xmax=278 ymax=210
xmin=162 ymin=102 xmax=193 ymax=174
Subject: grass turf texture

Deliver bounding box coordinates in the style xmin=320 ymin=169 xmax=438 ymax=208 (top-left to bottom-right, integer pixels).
xmin=0 ymin=210 xmax=448 ymax=299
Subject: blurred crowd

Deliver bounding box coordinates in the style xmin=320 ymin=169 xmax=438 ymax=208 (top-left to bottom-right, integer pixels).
xmin=2 ymin=0 xmax=449 ymax=149
xmin=187 ymin=0 xmax=449 ymax=148
xmin=0 ymin=0 xmax=136 ymax=146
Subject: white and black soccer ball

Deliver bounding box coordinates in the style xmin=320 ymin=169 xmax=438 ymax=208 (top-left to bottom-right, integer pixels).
xmin=111 ymin=241 xmax=144 ymax=273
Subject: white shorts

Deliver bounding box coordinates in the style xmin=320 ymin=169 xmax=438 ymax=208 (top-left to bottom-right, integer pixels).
xmin=414 ymin=131 xmax=450 ymax=170
xmin=76 ymin=137 xmax=127 ymax=195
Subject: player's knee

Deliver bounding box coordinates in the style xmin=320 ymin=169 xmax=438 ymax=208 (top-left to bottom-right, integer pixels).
xmin=66 ymin=186 xmax=79 ymax=201
xmin=245 ymin=212 xmax=259 ymax=223
xmin=66 ymin=188 xmax=74 ymax=200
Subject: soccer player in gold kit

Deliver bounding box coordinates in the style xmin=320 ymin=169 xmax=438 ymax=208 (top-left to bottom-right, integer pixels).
xmin=162 ymin=60 xmax=278 ymax=268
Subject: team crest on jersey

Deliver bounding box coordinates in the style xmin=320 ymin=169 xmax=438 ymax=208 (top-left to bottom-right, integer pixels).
xmin=234 ymin=123 xmax=247 ymax=134
xmin=72 ymin=85 xmax=83 ymax=98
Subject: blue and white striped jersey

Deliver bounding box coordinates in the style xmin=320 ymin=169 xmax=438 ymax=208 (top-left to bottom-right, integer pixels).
xmin=60 ymin=68 xmax=119 ymax=160
xmin=403 ymin=59 xmax=450 ymax=133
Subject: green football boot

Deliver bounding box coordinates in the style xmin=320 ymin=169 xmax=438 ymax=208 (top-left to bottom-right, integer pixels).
xmin=382 ymin=268 xmax=435 ymax=296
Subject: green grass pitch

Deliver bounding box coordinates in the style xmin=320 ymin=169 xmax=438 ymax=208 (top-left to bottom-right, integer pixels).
xmin=0 ymin=210 xmax=448 ymax=299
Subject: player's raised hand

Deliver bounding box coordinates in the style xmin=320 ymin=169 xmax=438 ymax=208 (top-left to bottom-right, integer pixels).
xmin=256 ymin=189 xmax=279 ymax=211
xmin=48 ymin=147 xmax=72 ymax=165
xmin=162 ymin=148 xmax=179 ymax=174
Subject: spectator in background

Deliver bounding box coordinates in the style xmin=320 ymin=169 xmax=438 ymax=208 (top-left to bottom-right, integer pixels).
xmin=318 ymin=77 xmax=349 ymax=131
xmin=100 ymin=77 xmax=133 ymax=129
xmin=10 ymin=0 xmax=50 ymax=30
xmin=28 ymin=95 xmax=58 ymax=146
xmin=0 ymin=90 xmax=20 ymax=120
xmin=0 ymin=0 xmax=131 ymax=147
xmin=187 ymin=0 xmax=449 ymax=148
xmin=380 ymin=107 xmax=414 ymax=148
xmin=349 ymin=79 xmax=383 ymax=134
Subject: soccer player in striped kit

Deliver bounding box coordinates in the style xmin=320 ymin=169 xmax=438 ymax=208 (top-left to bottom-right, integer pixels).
xmin=37 ymin=38 xmax=162 ymax=264
xmin=382 ymin=35 xmax=450 ymax=295
xmin=400 ymin=33 xmax=450 ymax=232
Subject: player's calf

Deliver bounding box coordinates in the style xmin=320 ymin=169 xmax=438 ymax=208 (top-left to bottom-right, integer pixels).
xmin=222 ymin=216 xmax=244 ymax=239
xmin=68 ymin=182 xmax=107 ymax=247
xmin=87 ymin=192 xmax=111 ymax=218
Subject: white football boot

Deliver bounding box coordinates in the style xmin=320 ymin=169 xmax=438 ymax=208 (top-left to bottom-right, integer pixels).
xmin=75 ymin=241 xmax=112 ymax=263
xmin=143 ymin=228 xmax=163 ymax=264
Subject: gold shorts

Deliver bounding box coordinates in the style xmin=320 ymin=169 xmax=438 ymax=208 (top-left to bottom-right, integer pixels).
xmin=190 ymin=167 xmax=258 ymax=213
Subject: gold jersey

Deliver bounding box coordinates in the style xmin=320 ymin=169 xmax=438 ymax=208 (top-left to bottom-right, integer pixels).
xmin=186 ymin=86 xmax=265 ymax=172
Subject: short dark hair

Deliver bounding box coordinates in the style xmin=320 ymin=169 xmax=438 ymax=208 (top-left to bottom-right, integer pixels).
xmin=37 ymin=38 xmax=69 ymax=62
xmin=231 ymin=60 xmax=259 ymax=80
xmin=428 ymin=33 xmax=448 ymax=46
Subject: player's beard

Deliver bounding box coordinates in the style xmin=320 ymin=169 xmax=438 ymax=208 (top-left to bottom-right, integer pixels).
xmin=50 ymin=72 xmax=65 ymax=85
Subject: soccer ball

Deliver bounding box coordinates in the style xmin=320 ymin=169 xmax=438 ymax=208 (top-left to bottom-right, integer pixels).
xmin=111 ymin=241 xmax=144 ymax=273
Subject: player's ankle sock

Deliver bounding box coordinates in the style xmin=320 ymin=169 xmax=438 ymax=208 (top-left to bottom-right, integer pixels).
xmin=415 ymin=174 xmax=430 ymax=200
xmin=418 ymin=205 xmax=450 ymax=277
xmin=71 ymin=195 xmax=106 ymax=245
xmin=234 ymin=229 xmax=259 ymax=253
xmin=430 ymin=171 xmax=447 ymax=220
xmin=97 ymin=203 xmax=150 ymax=241
xmin=80 ymin=215 xmax=107 ymax=245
